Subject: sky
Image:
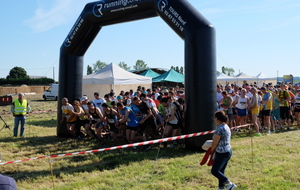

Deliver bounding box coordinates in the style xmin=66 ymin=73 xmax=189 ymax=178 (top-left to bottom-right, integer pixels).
xmin=1 ymin=0 xmax=300 ymax=81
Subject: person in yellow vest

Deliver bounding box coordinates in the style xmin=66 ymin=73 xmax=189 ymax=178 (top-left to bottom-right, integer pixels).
xmin=11 ymin=93 xmax=31 ymax=137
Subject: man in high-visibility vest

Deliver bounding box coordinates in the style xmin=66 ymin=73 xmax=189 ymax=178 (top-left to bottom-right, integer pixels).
xmin=11 ymin=93 xmax=31 ymax=137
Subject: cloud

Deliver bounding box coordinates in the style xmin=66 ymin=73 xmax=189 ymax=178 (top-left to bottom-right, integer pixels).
xmin=24 ymin=0 xmax=88 ymax=33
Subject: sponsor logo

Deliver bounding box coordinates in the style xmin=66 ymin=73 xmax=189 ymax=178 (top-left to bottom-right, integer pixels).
xmin=158 ymin=0 xmax=168 ymax=12
xmin=93 ymin=0 xmax=142 ymax=17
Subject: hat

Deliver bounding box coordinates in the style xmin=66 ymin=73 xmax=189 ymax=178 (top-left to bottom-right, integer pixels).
xmin=80 ymin=96 xmax=88 ymax=101
xmin=228 ymin=89 xmax=234 ymax=94
xmin=18 ymin=93 xmax=25 ymax=96
xmin=117 ymin=95 xmax=123 ymax=100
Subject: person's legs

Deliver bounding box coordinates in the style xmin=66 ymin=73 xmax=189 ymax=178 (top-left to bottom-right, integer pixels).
xmin=19 ymin=116 xmax=26 ymax=137
xmin=163 ymin=125 xmax=173 ymax=137
xmin=211 ymin=151 xmax=232 ymax=189
xmin=126 ymin=129 xmax=132 ymax=143
xmin=264 ymin=115 xmax=271 ymax=134
xmin=295 ymin=111 xmax=300 ymax=126
xmin=251 ymin=114 xmax=259 ymax=133
xmin=130 ymin=130 xmax=137 ymax=143
xmin=84 ymin=123 xmax=96 ymax=138
xmin=13 ymin=117 xmax=21 ymax=137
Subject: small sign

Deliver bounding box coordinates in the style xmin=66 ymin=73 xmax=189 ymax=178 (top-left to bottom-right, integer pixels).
xmin=0 ymin=96 xmax=12 ymax=106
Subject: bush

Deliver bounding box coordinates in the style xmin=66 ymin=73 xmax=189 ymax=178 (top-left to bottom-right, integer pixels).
xmin=0 ymin=77 xmax=54 ymax=85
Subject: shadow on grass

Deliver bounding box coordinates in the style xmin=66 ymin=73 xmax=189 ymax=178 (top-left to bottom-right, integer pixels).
xmin=26 ymin=118 xmax=57 ymax=127
xmin=2 ymin=134 xmax=197 ymax=182
xmin=4 ymin=145 xmax=196 ymax=181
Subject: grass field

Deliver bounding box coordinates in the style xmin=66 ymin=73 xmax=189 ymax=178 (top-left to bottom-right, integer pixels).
xmin=0 ymin=95 xmax=300 ymax=190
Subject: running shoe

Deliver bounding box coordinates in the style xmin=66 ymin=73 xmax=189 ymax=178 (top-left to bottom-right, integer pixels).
xmin=225 ymin=182 xmax=237 ymax=190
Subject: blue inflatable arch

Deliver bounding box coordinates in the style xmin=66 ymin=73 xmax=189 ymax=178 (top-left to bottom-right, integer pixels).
xmin=58 ymin=0 xmax=216 ymax=150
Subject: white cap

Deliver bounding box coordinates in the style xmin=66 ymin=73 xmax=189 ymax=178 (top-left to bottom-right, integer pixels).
xmin=80 ymin=96 xmax=88 ymax=101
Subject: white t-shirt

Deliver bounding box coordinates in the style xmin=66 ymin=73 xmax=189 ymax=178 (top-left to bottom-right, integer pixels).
xmin=166 ymin=103 xmax=178 ymax=124
xmin=154 ymin=93 xmax=160 ymax=100
xmin=217 ymin=92 xmax=223 ymax=102
xmin=94 ymin=98 xmax=106 ymax=112
xmin=236 ymin=96 xmax=248 ymax=109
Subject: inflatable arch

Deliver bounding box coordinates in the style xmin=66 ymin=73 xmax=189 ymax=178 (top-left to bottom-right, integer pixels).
xmin=58 ymin=0 xmax=216 ymax=150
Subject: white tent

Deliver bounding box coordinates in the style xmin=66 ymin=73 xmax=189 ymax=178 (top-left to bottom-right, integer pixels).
xmin=82 ymin=63 xmax=152 ymax=98
xmin=235 ymin=72 xmax=257 ymax=85
xmin=217 ymin=73 xmax=236 ymax=81
xmin=256 ymin=72 xmax=277 ymax=87
xmin=216 ymin=73 xmax=236 ymax=86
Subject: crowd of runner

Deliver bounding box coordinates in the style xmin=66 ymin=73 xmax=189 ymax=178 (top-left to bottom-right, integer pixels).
xmin=60 ymin=81 xmax=300 ymax=148
xmin=60 ymin=86 xmax=185 ymax=149
xmin=217 ymin=82 xmax=300 ymax=136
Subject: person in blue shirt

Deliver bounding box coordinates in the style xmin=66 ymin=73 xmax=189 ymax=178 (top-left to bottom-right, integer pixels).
xmin=117 ymin=102 xmax=139 ymax=144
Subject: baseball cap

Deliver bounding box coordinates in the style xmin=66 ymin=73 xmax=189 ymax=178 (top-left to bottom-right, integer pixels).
xmin=117 ymin=95 xmax=123 ymax=100
xmin=80 ymin=96 xmax=88 ymax=101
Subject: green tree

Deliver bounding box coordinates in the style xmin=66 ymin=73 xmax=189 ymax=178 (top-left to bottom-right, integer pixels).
xmin=133 ymin=60 xmax=148 ymax=70
xmin=221 ymin=66 xmax=235 ymax=76
xmin=92 ymin=60 xmax=107 ymax=72
xmin=118 ymin=62 xmax=131 ymax=71
xmin=6 ymin=66 xmax=28 ymax=79
xmin=87 ymin=65 xmax=93 ymax=75
xmin=179 ymin=66 xmax=184 ymax=74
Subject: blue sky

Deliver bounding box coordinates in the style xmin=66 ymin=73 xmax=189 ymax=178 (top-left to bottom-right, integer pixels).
xmin=1 ymin=0 xmax=300 ymax=81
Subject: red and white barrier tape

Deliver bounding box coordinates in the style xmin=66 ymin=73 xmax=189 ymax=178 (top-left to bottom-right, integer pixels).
xmin=0 ymin=110 xmax=57 ymax=115
xmin=0 ymin=124 xmax=250 ymax=165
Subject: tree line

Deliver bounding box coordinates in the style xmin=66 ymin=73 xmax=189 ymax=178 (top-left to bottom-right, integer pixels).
xmin=0 ymin=66 xmax=54 ymax=85
xmin=87 ymin=60 xmax=185 ymax=75
xmin=0 ymin=64 xmax=234 ymax=86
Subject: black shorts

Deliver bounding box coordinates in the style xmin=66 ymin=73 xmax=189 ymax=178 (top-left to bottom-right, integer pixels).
xmin=139 ymin=118 xmax=156 ymax=134
xmin=76 ymin=119 xmax=89 ymax=126
xmin=262 ymin=110 xmax=272 ymax=116
xmin=167 ymin=122 xmax=180 ymax=129
xmin=294 ymin=107 xmax=300 ymax=113
xmin=127 ymin=126 xmax=138 ymax=131
xmin=280 ymin=107 xmax=290 ymax=119
xmin=108 ymin=122 xmax=119 ymax=133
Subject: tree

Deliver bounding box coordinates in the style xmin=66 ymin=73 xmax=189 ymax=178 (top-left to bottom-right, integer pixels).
xmin=92 ymin=60 xmax=107 ymax=72
xmin=133 ymin=60 xmax=148 ymax=70
xmin=221 ymin=66 xmax=235 ymax=76
xmin=87 ymin=65 xmax=93 ymax=75
xmin=170 ymin=66 xmax=184 ymax=74
xmin=118 ymin=62 xmax=131 ymax=71
xmin=6 ymin=66 xmax=28 ymax=79
xmin=179 ymin=66 xmax=184 ymax=74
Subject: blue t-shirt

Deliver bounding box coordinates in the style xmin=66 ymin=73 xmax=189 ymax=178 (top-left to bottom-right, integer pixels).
xmin=120 ymin=107 xmax=139 ymax=127
xmin=131 ymin=104 xmax=142 ymax=122
xmin=214 ymin=123 xmax=231 ymax=153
